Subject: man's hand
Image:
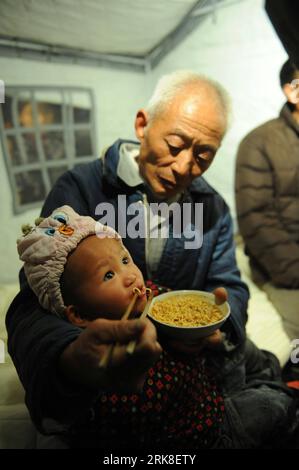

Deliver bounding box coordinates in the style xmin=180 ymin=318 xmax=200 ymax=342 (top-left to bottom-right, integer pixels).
xmin=213 ymin=287 xmax=228 ymax=305
xmin=59 ymin=318 xmax=162 ymax=392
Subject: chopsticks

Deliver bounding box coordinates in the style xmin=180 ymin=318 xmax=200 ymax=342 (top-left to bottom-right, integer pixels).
xmin=126 ymin=288 xmax=154 ymax=355
xmin=99 ymin=287 xmax=153 ymax=369
xmin=98 ymin=287 xmax=140 ymax=368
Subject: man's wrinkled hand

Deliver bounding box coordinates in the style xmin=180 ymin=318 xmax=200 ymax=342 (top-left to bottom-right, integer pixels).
xmin=164 ymin=329 xmax=223 ymax=355
xmin=59 ymin=318 xmax=162 ymax=392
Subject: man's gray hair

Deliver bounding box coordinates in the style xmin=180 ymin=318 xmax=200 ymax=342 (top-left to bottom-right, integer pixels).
xmin=146 ymin=70 xmax=231 ymax=131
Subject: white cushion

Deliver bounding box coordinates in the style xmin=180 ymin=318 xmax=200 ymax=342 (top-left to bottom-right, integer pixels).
xmin=0 ymin=284 xmax=25 ymax=406
xmin=0 ymin=283 xmax=37 ymax=449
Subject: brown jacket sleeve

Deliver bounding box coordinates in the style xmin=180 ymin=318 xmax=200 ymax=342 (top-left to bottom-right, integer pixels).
xmin=235 ymin=134 xmax=299 ymax=288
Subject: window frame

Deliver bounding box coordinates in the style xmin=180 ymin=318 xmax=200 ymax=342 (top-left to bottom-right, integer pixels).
xmin=0 ymin=85 xmax=97 ymax=214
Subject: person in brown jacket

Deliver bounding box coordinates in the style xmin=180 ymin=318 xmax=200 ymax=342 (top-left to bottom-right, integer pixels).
xmin=235 ymin=59 xmax=299 ymax=341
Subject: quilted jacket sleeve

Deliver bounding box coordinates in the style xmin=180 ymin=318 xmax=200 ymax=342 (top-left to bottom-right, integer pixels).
xmin=205 ymin=205 xmax=249 ymax=345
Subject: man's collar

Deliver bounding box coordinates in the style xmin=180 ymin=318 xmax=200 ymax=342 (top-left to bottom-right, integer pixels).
xmin=117 ymin=142 xmax=143 ymax=187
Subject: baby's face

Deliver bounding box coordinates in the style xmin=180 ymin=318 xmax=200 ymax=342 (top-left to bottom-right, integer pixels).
xmin=65 ymin=235 xmax=147 ymax=320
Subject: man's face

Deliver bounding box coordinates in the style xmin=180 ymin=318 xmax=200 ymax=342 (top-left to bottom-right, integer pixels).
xmin=66 ymin=236 xmax=147 ymax=320
xmin=135 ymin=88 xmax=225 ymax=199
xmin=284 ymin=72 xmax=299 ymax=109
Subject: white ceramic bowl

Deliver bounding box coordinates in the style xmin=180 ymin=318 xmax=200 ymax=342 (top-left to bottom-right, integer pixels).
xmin=148 ymin=290 xmax=230 ymax=342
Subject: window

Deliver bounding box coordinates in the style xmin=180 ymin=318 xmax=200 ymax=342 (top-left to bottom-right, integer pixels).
xmin=0 ymin=87 xmax=97 ymax=214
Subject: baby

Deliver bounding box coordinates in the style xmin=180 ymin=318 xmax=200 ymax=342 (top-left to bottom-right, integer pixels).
xmin=17 ymin=205 xmax=148 ymax=324
xmin=61 ymin=234 xmax=148 ymax=326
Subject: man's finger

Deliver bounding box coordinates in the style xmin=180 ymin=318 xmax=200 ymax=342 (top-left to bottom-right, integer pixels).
xmin=213 ymin=287 xmax=228 ymax=305
xmin=90 ymin=318 xmax=146 ymax=344
xmin=110 ymin=339 xmax=162 ymax=370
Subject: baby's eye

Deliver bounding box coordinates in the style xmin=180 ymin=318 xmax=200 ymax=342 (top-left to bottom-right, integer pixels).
xmin=122 ymin=256 xmax=130 ymax=264
xmin=45 ymin=228 xmax=55 ymax=236
xmin=104 ymin=271 xmax=114 ymax=281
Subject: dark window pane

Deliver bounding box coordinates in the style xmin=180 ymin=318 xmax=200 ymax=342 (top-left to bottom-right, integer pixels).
xmin=73 ymin=107 xmax=91 ymax=123
xmin=42 ymin=131 xmax=65 ymax=160
xmin=1 ymin=96 xmax=13 ymax=129
xmin=74 ymin=129 xmax=92 ymax=157
xmin=48 ymin=166 xmax=68 ymax=187
xmin=6 ymin=136 xmax=21 ymax=166
xmin=15 ymin=170 xmax=46 ymax=205
xmin=22 ymin=133 xmax=39 ymax=163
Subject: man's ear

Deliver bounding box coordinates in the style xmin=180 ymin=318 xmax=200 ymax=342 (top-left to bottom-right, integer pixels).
xmin=135 ymin=109 xmax=149 ymax=141
xmin=64 ymin=305 xmax=89 ymax=327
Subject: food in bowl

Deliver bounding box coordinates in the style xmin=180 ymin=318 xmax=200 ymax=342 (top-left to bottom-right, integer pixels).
xmin=150 ymin=294 xmax=223 ymax=327
xmin=148 ymin=290 xmax=230 ymax=341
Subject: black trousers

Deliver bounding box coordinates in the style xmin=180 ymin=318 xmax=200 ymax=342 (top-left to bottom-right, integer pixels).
xmin=208 ymin=338 xmax=299 ymax=448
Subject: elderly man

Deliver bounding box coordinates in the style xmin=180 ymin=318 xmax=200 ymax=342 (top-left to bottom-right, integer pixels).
xmin=10 ymin=71 xmax=296 ymax=449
